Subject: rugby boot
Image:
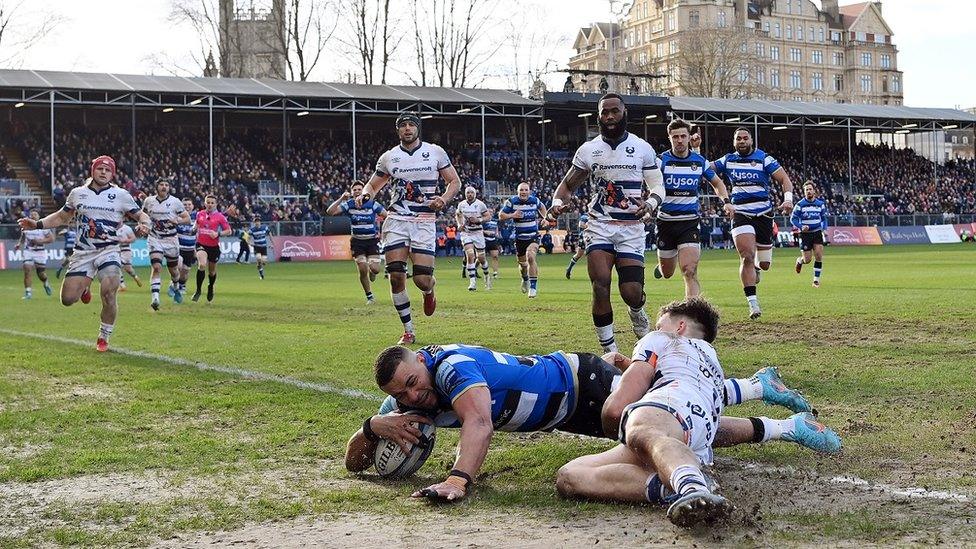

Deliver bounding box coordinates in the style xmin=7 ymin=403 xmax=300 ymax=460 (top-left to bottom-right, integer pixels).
xmin=423 ymin=290 xmax=436 ymax=316
xmin=96 ymin=338 xmax=109 ymax=353
xmin=782 ymin=412 xmax=842 ymax=453
xmin=629 ymin=307 xmax=651 ymax=338
xmin=754 ymin=366 xmax=813 ymax=413
xmin=795 ymin=257 xmax=803 ymax=274
xmin=397 ymin=331 xmax=416 ymax=345
xmin=667 ymin=491 xmax=733 ymax=527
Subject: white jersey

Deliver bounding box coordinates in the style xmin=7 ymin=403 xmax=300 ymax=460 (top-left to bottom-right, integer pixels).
xmin=374 ymin=141 xmax=452 ymax=222
xmin=142 ymin=194 xmax=186 ymax=239
xmin=23 ymin=228 xmax=51 ymax=251
xmin=631 ymin=330 xmax=725 ymax=416
xmin=457 ymin=199 xmax=488 ymax=232
xmin=117 ymin=224 xmax=135 ymax=251
xmin=63 ymin=182 xmax=141 ymax=254
xmin=571 ymin=132 xmax=659 ymax=223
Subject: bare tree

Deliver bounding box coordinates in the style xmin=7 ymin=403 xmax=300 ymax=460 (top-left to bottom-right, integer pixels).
xmin=0 ymin=0 xmax=62 ymax=68
xmin=675 ymin=26 xmax=765 ymax=99
xmin=170 ymin=0 xmax=246 ymax=77
xmin=496 ymin=3 xmax=567 ymax=95
xmin=408 ymin=0 xmax=500 ymax=88
xmin=271 ymin=0 xmax=337 ymax=81
xmin=336 ymin=0 xmax=395 ymax=84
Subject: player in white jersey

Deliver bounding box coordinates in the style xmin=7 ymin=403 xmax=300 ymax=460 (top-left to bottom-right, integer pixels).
xmin=455 ymin=186 xmax=492 ymax=291
xmin=115 ymin=223 xmax=141 ymax=292
xmin=550 ymin=93 xmax=666 ymax=352
xmin=356 ymin=113 xmax=461 ymax=345
xmin=142 ymin=178 xmax=190 ymax=309
xmin=18 ymin=155 xmax=151 ymax=352
xmin=15 ymin=211 xmax=54 ymax=299
xmin=556 ymin=297 xmax=731 ymax=526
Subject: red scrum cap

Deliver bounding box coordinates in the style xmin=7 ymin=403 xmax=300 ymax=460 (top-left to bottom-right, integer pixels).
xmin=91 ymin=155 xmax=117 ymax=178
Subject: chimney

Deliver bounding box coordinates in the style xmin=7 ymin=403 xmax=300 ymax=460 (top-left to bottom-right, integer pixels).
xmin=735 ymin=0 xmax=748 ymax=27
xmin=822 ymin=0 xmax=840 ymax=24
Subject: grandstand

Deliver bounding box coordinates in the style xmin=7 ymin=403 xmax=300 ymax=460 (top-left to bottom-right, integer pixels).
xmin=1 ymin=69 xmax=974 ymax=239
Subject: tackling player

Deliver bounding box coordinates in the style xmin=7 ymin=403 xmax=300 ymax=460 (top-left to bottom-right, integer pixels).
xmin=565 ymin=209 xmax=588 ymax=279
xmin=356 ymin=113 xmax=461 ymax=344
xmin=116 ymin=223 xmax=142 ymax=292
xmin=17 ymin=155 xmax=151 ymax=351
xmin=55 ymin=227 xmax=76 ymax=279
xmin=653 ymin=119 xmax=734 ymax=298
xmin=713 ymin=128 xmax=794 ymax=319
xmin=499 ymin=182 xmax=546 ymax=297
xmin=250 ymin=217 xmax=271 ymax=280
xmin=15 ymin=211 xmax=54 ymax=299
xmin=328 ymin=182 xmax=387 ymax=303
xmin=791 ymin=181 xmax=828 ymax=288
xmin=550 ymin=93 xmax=666 ymax=352
xmin=455 ymin=186 xmax=492 ymax=291
xmin=191 ymin=194 xmax=232 ymax=303
xmin=142 ymin=179 xmax=190 ymax=308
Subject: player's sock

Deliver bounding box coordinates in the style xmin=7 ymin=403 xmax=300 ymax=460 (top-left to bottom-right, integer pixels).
xmin=723 ymin=377 xmax=763 ymax=406
xmin=151 ymin=276 xmax=161 ymax=301
xmin=208 ymin=274 xmax=216 ymax=288
xmin=813 ymin=261 xmax=822 ymax=282
xmin=179 ymin=281 xmax=187 ymax=292
xmin=750 ymin=416 xmax=793 ymax=442
xmin=195 ymin=269 xmax=205 ymax=293
xmin=567 ymin=257 xmax=578 ymax=270
xmin=392 ymin=290 xmax=414 ymax=333
xmin=529 ymin=277 xmax=538 ymax=290
xmin=365 ymin=291 xmax=374 ymax=301
xmin=466 ymin=263 xmax=476 ymax=280
xmin=593 ymin=312 xmax=616 ymax=352
xmin=258 ymin=265 xmax=265 ymax=278
xmin=481 ymin=265 xmax=490 ymax=278
xmin=25 ymin=288 xmax=32 ymax=298
xmin=744 ymin=285 xmax=758 ymax=307
xmin=670 ymin=464 xmax=711 ymax=496
xmin=99 ymin=322 xmax=114 ymax=341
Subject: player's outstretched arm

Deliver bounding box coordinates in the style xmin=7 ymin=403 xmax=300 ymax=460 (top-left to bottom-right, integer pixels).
xmin=19 ymin=209 xmax=73 ymax=232
xmin=551 ymin=166 xmax=589 ymax=216
xmin=601 ymin=358 xmax=656 ymax=439
xmin=326 ymin=192 xmax=350 ymax=216
xmin=412 ymin=386 xmax=492 ymax=501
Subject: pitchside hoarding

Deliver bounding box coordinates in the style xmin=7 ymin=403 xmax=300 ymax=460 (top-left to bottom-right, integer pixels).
xmin=824 ymin=227 xmax=883 ymax=246
xmin=0 ymin=238 xmax=242 ymax=269
xmin=923 ymin=225 xmax=962 ymax=244
xmin=878 ymin=226 xmax=931 ymax=245
xmin=271 ymin=236 xmax=351 ymax=261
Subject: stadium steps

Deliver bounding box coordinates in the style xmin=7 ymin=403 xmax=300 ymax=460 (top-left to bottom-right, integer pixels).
xmin=1 ymin=145 xmax=56 ymax=213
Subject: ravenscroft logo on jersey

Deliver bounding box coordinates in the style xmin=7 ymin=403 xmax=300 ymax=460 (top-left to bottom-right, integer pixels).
xmin=825 ymin=227 xmax=882 ymax=246
xmin=878 ymin=226 xmax=929 ymax=245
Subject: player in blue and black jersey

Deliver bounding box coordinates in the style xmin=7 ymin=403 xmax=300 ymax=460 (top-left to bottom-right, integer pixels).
xmin=482 ymin=215 xmax=500 ymax=278
xmin=565 ymin=208 xmax=588 ymax=279
xmin=790 ymin=181 xmax=829 ymax=287
xmin=713 ymin=128 xmax=795 ymax=319
xmin=249 ymin=217 xmax=271 ymax=280
xmin=171 ymin=198 xmax=197 ymax=298
xmin=499 ymin=182 xmax=547 ymax=297
xmin=328 ymin=181 xmax=387 ymax=304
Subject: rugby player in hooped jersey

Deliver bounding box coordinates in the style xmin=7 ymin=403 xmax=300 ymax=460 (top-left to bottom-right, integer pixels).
xmin=355 ymin=113 xmax=461 ymax=345
xmin=15 ymin=210 xmax=55 ymax=299
xmin=712 ymin=128 xmax=795 ymax=319
xmin=17 ymin=155 xmax=152 ymax=352
xmin=327 ymin=181 xmax=387 ymax=303
xmin=142 ymin=178 xmax=190 ymax=309
xmin=550 ymin=93 xmax=666 ymax=353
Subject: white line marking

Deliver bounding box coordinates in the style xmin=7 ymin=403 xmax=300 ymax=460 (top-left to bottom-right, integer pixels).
xmin=2 ymin=328 xmax=972 ymax=504
xmin=0 ymin=328 xmax=384 ymax=403
xmin=736 ymin=461 xmax=971 ymax=503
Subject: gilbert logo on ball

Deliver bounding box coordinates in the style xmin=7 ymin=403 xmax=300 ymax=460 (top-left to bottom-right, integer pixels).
xmin=374 ymin=422 xmax=437 ymax=479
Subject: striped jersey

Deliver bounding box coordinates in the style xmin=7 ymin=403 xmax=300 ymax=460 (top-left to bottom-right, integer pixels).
xmin=338 ymin=199 xmax=385 ymax=239
xmin=571 ymin=132 xmax=659 ymax=223
xmin=250 ymin=224 xmax=270 ymax=246
xmin=483 ymin=219 xmax=498 ymax=241
xmin=63 ymin=229 xmax=77 ymax=250
xmin=658 ymin=150 xmax=716 ymax=221
xmin=457 ymin=198 xmax=489 ymax=232
xmin=632 ymin=331 xmax=725 ymax=418
xmin=713 ymin=148 xmax=783 ymax=216
xmin=374 ymin=141 xmax=452 ymax=221
xmin=379 ymin=344 xmax=580 ymax=432
xmin=790 ymin=198 xmax=828 ymax=232
xmin=142 ymin=194 xmax=186 ymax=239
xmin=23 ymin=229 xmax=51 ymax=251
xmin=62 ymin=182 xmax=140 ymax=253
xmin=177 ymin=212 xmax=196 ymax=251
xmin=117 ymin=225 xmax=134 ymax=251
xmin=501 ymin=195 xmax=544 ymax=240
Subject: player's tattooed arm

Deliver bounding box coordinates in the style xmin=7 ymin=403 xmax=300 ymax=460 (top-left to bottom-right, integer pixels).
xmin=551 ymin=166 xmax=589 ymax=216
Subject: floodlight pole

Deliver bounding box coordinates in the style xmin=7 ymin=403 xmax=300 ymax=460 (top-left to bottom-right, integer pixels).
xmin=522 ymin=117 xmax=528 ymax=179
xmin=847 ymin=117 xmax=853 ymax=188
xmin=801 ymin=121 xmax=807 ymax=180
xmin=131 ymin=95 xmax=137 ymax=181
xmin=281 ymin=102 xmax=287 ymax=202
xmin=208 ymin=96 xmax=214 ymax=188
xmin=49 ymin=90 xmax=54 ymax=192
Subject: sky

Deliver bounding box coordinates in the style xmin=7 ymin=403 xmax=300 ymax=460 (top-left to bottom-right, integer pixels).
xmin=6 ymin=0 xmax=974 ymax=109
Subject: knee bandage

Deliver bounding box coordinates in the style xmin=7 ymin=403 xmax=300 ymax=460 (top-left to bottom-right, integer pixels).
xmin=385 ymin=261 xmax=407 ymax=274
xmin=412 ymin=264 xmax=435 ymax=277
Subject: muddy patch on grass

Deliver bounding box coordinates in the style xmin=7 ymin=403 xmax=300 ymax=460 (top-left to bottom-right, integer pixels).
xmin=722 ymin=317 xmax=975 ymax=349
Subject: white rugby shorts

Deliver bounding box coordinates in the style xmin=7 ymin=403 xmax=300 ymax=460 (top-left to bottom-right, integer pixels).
xmin=65 ymin=248 xmax=122 ymax=280
xmin=460 ymin=231 xmax=486 ymax=250
xmin=148 ymin=235 xmax=180 ymax=259
xmin=585 ymin=219 xmax=647 ymax=263
xmin=618 ymin=379 xmax=721 ymax=465
xmin=381 ymin=217 xmax=436 ymax=255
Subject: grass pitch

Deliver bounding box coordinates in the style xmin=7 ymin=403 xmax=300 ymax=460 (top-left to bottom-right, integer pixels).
xmin=1 ymin=244 xmax=974 ymax=547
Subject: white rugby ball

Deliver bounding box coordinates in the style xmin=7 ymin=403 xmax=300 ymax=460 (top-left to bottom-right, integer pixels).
xmin=373 ymin=422 xmax=437 ymax=479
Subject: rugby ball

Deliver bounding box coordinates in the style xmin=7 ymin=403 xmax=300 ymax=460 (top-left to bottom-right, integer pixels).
xmin=373 ymin=422 xmax=437 ymax=479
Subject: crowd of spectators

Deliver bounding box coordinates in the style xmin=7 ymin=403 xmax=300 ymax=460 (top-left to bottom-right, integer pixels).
xmin=2 ymin=122 xmax=974 ymax=236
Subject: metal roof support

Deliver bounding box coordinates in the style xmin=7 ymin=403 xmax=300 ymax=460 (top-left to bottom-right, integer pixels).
xmin=49 ymin=90 xmax=54 ymax=192
xmin=847 ymin=117 xmax=853 ymax=189
xmin=480 ymin=104 xmax=487 ymax=187
xmin=351 ymin=101 xmax=358 ymax=181
xmin=208 ymin=95 xmax=214 ymax=187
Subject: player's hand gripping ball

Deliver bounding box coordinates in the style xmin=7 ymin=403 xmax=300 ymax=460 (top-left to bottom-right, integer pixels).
xmin=374 ymin=421 xmax=437 ymax=479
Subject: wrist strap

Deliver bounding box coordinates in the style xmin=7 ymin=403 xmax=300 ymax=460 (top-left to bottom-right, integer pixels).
xmin=362 ymin=416 xmax=379 ymax=442
xmin=36 ymin=219 xmax=43 ymax=229
xmin=783 ymin=191 xmax=794 ymax=203
xmin=722 ymin=197 xmax=731 ymax=205
xmin=449 ymin=469 xmax=472 ymax=487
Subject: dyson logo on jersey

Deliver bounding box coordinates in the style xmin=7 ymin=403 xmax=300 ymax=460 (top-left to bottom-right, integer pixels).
xmin=731 ymin=171 xmax=765 ymax=181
